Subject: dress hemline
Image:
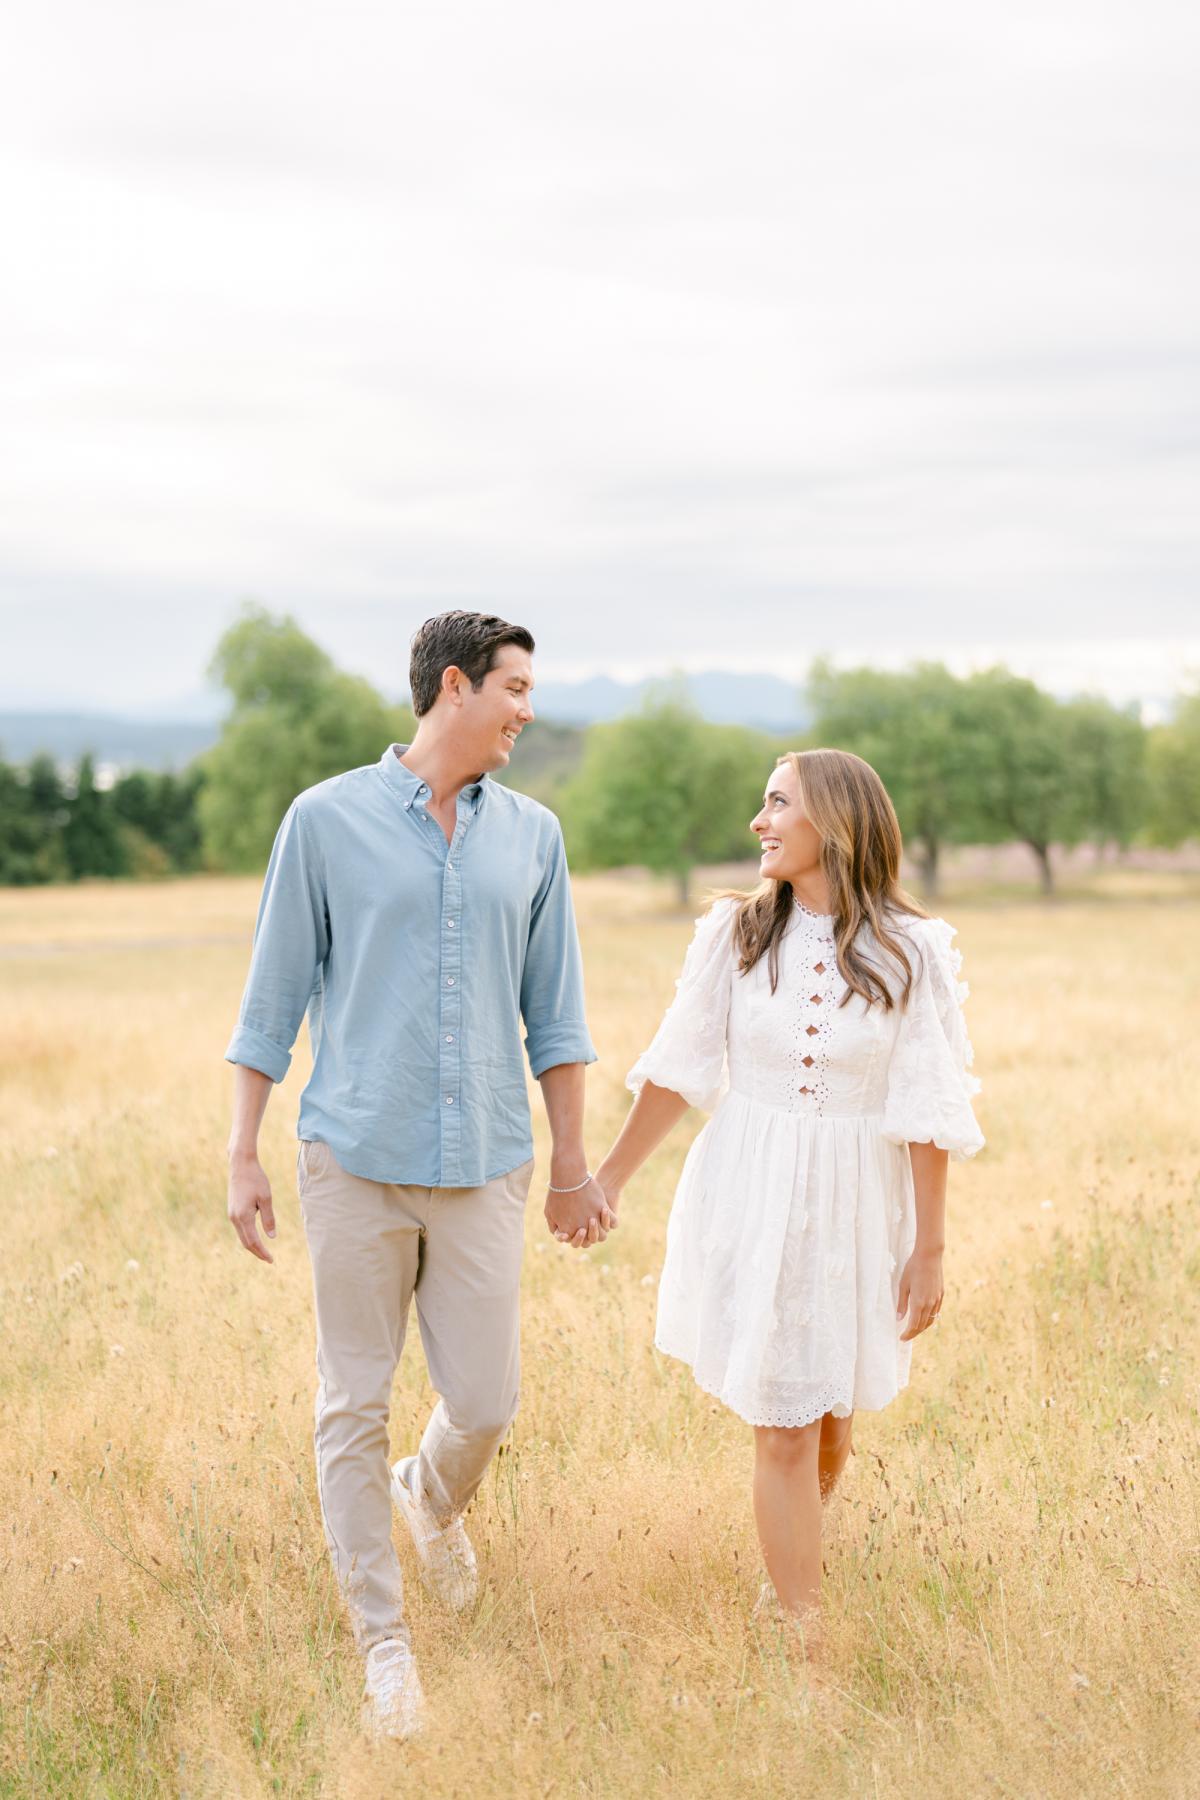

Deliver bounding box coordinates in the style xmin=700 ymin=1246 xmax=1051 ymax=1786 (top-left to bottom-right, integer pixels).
xmin=653 ymin=1335 xmax=911 ymax=1430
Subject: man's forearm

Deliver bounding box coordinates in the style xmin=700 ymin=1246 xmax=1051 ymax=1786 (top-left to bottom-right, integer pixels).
xmin=536 ymin=1061 xmax=589 ymax=1185
xmin=228 ymin=1065 xmax=274 ymax=1163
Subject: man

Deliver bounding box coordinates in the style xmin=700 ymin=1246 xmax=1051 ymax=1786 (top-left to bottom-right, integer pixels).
xmin=224 ymin=611 xmax=612 ymax=1739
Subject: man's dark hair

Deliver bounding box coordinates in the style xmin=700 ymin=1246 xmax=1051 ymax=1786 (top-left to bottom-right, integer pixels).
xmin=408 ymin=611 xmax=536 ymax=718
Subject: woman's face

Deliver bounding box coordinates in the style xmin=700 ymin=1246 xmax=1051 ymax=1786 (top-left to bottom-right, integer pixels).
xmin=750 ymin=761 xmax=823 ymax=885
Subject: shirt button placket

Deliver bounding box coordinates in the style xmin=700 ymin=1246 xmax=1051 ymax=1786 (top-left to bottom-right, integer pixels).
xmin=439 ymin=814 xmax=467 ymax=1182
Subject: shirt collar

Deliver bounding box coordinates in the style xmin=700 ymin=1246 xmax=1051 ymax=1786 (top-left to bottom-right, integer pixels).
xmin=378 ymin=744 xmax=488 ymax=814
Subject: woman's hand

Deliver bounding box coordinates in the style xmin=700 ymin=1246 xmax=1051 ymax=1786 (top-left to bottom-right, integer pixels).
xmin=897 ymin=1247 xmax=943 ymax=1341
xmin=545 ymin=1174 xmax=615 ymax=1248
xmin=595 ymin=1167 xmax=623 ymax=1225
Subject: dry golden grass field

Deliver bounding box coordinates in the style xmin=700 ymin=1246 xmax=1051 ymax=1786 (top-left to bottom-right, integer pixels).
xmin=2 ymin=868 xmax=1198 ymax=1798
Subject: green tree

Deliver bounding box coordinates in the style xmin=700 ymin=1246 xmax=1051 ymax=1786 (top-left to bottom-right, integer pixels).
xmin=199 ymin=606 xmax=415 ymax=869
xmin=961 ymin=670 xmax=1087 ymax=895
xmin=62 ymin=753 xmax=127 ymax=879
xmin=0 ymin=760 xmax=42 ymax=883
xmin=558 ymin=692 xmax=774 ymax=905
xmin=1060 ymin=696 xmax=1147 ymax=855
xmin=26 ymin=752 xmax=70 ymax=848
xmin=209 ymin=605 xmax=338 ymax=712
xmin=806 ymin=660 xmax=993 ymax=898
xmin=112 ymin=767 xmax=206 ymax=873
xmin=0 ymin=752 xmax=69 ymax=883
xmin=1146 ymin=686 xmax=1200 ymax=845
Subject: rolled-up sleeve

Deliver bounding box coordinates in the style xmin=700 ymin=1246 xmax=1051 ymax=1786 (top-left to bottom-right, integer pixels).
xmin=225 ymin=801 xmax=329 ymax=1083
xmin=520 ymin=825 xmax=597 ymax=1078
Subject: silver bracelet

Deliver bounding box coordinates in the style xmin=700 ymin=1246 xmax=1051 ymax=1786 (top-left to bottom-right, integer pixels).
xmin=546 ymin=1171 xmax=593 ymax=1194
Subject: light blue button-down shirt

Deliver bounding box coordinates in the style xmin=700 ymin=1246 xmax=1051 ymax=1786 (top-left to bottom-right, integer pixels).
xmin=225 ymin=745 xmax=596 ymax=1185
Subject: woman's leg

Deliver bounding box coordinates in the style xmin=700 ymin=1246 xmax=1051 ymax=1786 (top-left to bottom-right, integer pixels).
xmin=818 ymin=1410 xmax=854 ymax=1502
xmin=752 ymin=1422 xmax=824 ymax=1629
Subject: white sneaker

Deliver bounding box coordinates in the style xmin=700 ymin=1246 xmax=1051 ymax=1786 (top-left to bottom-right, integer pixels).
xmin=390 ymin=1455 xmax=479 ymax=1612
xmin=362 ymin=1637 xmax=425 ymax=1740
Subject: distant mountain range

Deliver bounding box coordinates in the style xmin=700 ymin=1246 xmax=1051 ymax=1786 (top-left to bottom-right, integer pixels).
xmin=0 ymin=712 xmax=222 ymax=770
xmin=0 ymin=673 xmax=810 ymax=770
xmin=530 ymin=672 xmax=807 ymax=732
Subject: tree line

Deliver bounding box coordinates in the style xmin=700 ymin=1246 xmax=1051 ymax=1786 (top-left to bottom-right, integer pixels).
xmin=0 ymin=752 xmax=205 ymax=885
xmin=558 ymin=663 xmax=1196 ymax=899
xmin=2 ymin=608 xmax=1198 ymax=894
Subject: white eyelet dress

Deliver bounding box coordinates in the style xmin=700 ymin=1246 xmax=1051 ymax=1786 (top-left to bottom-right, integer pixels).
xmin=627 ymin=899 xmax=984 ymax=1429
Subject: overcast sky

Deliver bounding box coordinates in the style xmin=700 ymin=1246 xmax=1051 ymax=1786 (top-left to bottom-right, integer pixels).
xmin=3 ymin=1 xmax=1198 ymax=713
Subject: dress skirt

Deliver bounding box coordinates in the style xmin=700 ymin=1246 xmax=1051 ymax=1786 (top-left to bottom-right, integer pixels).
xmin=654 ymin=1089 xmax=918 ymax=1429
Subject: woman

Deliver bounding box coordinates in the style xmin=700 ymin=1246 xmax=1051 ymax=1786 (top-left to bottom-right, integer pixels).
xmin=592 ymin=748 xmax=984 ymax=1650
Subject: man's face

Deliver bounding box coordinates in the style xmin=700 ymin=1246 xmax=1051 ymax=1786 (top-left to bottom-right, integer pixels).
xmin=453 ymin=643 xmax=536 ymax=771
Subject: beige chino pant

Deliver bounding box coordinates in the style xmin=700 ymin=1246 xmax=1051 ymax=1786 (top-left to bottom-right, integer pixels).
xmin=297 ymin=1138 xmax=535 ymax=1651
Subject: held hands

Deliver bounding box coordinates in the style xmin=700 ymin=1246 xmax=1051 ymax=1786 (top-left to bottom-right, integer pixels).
xmin=544 ymin=1171 xmax=619 ymax=1250
xmin=227 ymin=1151 xmax=277 ymax=1263
xmin=897 ymin=1246 xmax=943 ymax=1341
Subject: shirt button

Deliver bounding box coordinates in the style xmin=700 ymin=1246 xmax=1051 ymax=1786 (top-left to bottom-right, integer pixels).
xmin=445 ymin=1034 xmax=454 ymax=1043
xmin=445 ymin=1095 xmax=455 ymax=1105
xmin=447 ymin=920 xmax=456 ymax=929
xmin=446 ymin=976 xmax=455 ymax=986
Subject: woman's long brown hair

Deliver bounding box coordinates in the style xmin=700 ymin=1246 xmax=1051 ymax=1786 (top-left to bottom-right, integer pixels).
xmin=724 ymin=748 xmax=927 ymax=1009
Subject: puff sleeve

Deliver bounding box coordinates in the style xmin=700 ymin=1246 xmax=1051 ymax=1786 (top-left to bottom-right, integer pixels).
xmin=881 ymin=917 xmax=984 ymax=1161
xmin=625 ymin=898 xmax=737 ymax=1111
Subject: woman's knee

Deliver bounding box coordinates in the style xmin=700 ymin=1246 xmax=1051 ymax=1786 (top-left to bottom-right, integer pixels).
xmin=754 ymin=1422 xmax=822 ymax=1468
xmin=820 ymin=1410 xmax=854 ymax=1446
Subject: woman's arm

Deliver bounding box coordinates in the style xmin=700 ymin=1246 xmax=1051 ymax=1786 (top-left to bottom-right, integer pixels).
xmin=602 ymin=900 xmax=737 ymax=1213
xmin=897 ymin=1140 xmax=947 ymax=1341
xmin=596 ymin=1079 xmax=691 ymax=1209
xmin=909 ymin=1140 xmax=947 ymax=1253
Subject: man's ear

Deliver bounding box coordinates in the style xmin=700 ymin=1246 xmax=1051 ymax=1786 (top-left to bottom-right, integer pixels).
xmin=440 ymin=664 xmax=465 ymax=706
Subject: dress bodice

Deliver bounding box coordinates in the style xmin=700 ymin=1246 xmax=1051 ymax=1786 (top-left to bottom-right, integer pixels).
xmin=726 ymin=905 xmax=901 ymax=1117
xmin=628 ymin=895 xmax=983 ymax=1160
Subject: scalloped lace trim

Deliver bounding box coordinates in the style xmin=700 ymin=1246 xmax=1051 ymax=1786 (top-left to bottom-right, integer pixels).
xmin=655 ymin=1343 xmax=907 ymax=1429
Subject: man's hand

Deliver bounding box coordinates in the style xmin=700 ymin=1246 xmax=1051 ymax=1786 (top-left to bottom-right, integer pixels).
xmin=544 ymin=1174 xmax=617 ymax=1250
xmin=227 ymin=1151 xmax=277 ymax=1263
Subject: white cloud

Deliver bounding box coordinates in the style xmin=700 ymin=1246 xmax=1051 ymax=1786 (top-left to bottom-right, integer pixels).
xmin=2 ymin=1 xmax=1198 ymax=708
